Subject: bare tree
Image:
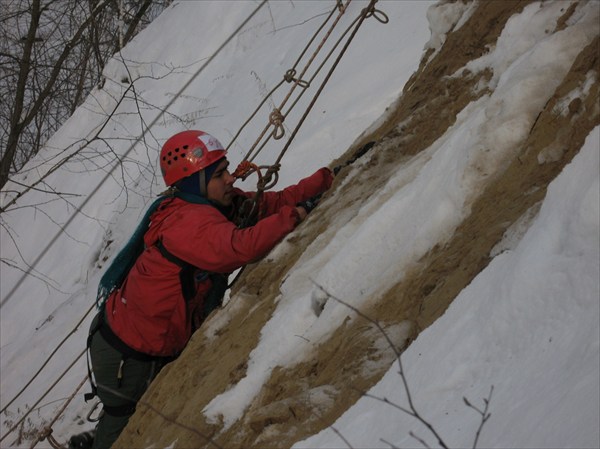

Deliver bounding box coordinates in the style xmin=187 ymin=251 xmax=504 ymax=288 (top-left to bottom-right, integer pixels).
xmin=0 ymin=0 xmax=169 ymax=190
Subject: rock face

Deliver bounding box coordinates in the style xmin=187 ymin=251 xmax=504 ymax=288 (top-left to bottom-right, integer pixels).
xmin=115 ymin=2 xmax=599 ymax=448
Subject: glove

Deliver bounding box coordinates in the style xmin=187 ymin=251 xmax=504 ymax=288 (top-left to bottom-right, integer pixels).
xmin=296 ymin=193 xmax=322 ymax=214
xmin=68 ymin=430 xmax=95 ymax=449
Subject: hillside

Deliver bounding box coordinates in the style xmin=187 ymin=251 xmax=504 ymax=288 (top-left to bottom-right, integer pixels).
xmin=1 ymin=1 xmax=598 ymax=449
xmin=114 ymin=1 xmax=599 ymax=449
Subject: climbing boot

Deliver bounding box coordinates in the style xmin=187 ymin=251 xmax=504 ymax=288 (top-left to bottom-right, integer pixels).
xmin=68 ymin=429 xmax=95 ymax=449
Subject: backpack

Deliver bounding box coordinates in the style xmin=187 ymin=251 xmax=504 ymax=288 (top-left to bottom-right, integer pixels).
xmin=95 ymin=191 xmax=216 ymax=309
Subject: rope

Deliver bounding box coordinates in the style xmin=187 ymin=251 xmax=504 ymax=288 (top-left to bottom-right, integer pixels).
xmin=282 ymin=4 xmax=388 ymax=125
xmin=46 ymin=432 xmax=66 ymax=449
xmin=1 ymin=0 xmax=268 ymax=310
xmin=274 ymin=0 xmax=385 ymax=167
xmin=1 ymin=7 xmax=270 ymax=444
xmin=0 ymin=348 xmax=87 ymax=444
xmin=268 ymin=108 xmax=285 ymax=140
xmin=1 ymin=303 xmax=95 ymax=415
xmin=237 ymin=0 xmax=387 ymax=202
xmin=264 ymin=0 xmax=351 ymax=138
xmin=28 ymin=375 xmax=88 ymax=449
xmin=226 ymin=1 xmax=345 ymax=151
xmin=234 ymin=0 xmax=352 ymax=164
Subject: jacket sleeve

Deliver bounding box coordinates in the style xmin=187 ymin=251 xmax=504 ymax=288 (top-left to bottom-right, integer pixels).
xmin=257 ymin=167 xmax=334 ymax=217
xmin=161 ymin=203 xmax=301 ymax=274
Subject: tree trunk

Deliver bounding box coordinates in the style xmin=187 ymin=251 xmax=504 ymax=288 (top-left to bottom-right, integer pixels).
xmin=0 ymin=0 xmax=41 ymax=190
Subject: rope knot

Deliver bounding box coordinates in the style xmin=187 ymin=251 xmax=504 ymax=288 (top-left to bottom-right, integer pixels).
xmin=284 ymin=69 xmax=297 ymax=83
xmin=362 ymin=2 xmax=389 ymax=24
xmin=284 ymin=69 xmax=310 ymax=88
xmin=41 ymin=426 xmax=65 ymax=449
xmin=269 ymin=108 xmax=285 ymax=139
xmin=40 ymin=426 xmax=53 ymax=439
xmin=258 ymin=164 xmax=280 ymax=191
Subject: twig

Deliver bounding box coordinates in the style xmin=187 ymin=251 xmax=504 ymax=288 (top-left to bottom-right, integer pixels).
xmin=311 ymin=280 xmax=449 ymax=449
xmin=464 ymin=385 xmax=494 ymax=448
xmin=312 ymin=279 xmax=495 ymax=449
xmin=359 ymin=391 xmax=414 ymax=417
xmin=328 ymin=424 xmax=354 ymax=449
xmin=409 ymin=430 xmax=432 ymax=448
xmin=380 ymin=437 xmax=400 ymax=448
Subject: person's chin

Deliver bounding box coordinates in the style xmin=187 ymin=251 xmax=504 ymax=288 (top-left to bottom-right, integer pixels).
xmin=218 ymin=195 xmax=233 ymax=207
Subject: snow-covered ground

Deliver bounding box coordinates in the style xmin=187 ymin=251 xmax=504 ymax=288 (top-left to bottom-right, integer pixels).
xmin=1 ymin=1 xmax=598 ymax=448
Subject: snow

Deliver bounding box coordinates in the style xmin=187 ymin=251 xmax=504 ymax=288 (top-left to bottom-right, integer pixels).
xmin=425 ymin=1 xmax=475 ymax=54
xmin=1 ymin=1 xmax=598 ymax=448
xmin=296 ymin=125 xmax=600 ymax=449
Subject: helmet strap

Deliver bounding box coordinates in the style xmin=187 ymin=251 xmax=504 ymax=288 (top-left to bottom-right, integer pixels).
xmin=199 ymin=169 xmax=207 ymax=197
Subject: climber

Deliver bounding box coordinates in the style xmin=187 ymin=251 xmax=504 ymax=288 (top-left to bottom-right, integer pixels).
xmin=70 ymin=130 xmax=333 ymax=449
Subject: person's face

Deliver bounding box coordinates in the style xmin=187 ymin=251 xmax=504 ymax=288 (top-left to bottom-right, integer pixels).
xmin=206 ymin=159 xmax=235 ymax=206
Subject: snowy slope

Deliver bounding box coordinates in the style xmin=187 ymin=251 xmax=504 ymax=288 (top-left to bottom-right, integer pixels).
xmin=1 ymin=1 xmax=598 ymax=448
xmin=297 ymin=127 xmax=600 ymax=449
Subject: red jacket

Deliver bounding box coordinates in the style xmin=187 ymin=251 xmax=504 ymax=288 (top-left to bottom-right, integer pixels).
xmin=105 ymin=168 xmax=333 ymax=356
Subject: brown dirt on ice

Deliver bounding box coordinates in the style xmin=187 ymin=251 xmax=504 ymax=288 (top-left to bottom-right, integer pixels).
xmin=115 ymin=3 xmax=598 ymax=449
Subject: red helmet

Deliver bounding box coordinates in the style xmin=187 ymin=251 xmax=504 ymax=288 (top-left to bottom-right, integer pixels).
xmin=160 ymin=130 xmax=226 ymax=186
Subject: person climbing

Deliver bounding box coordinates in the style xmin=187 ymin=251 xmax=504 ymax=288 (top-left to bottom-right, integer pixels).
xmin=70 ymin=130 xmax=334 ymax=449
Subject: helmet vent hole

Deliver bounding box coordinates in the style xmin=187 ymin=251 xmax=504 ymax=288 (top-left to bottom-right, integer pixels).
xmin=175 ymin=148 xmax=180 ymax=153
xmin=183 ymin=145 xmax=189 ymax=150
xmin=181 ymin=153 xmax=186 ymax=158
xmin=174 ymin=156 xmax=178 ymax=161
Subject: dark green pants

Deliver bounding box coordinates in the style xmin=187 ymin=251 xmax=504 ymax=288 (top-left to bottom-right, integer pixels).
xmin=89 ymin=314 xmax=162 ymax=449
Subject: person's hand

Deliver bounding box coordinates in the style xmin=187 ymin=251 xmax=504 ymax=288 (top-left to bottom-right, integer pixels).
xmin=295 ymin=206 xmax=308 ymax=222
xmin=296 ymin=193 xmax=322 ymax=215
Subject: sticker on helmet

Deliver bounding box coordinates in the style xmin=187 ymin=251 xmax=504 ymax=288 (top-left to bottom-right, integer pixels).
xmin=197 ymin=133 xmax=224 ymax=152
